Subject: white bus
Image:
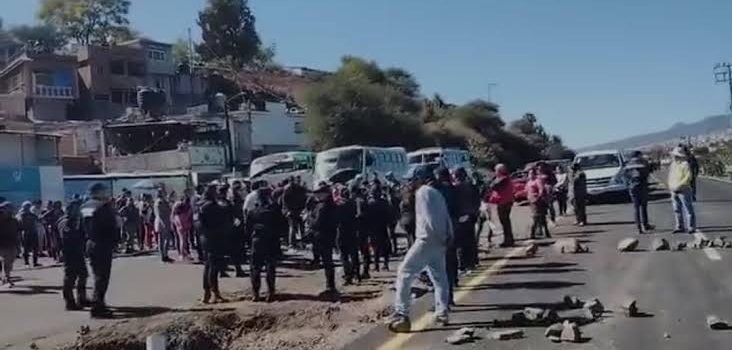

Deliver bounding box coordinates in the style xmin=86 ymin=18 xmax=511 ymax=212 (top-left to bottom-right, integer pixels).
xmin=408 ymin=147 xmax=473 ymax=172
xmin=248 ymin=151 xmax=315 ymax=187
xmin=313 ymin=145 xmax=409 ymax=186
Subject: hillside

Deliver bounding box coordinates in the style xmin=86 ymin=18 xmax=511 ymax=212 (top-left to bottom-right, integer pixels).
xmin=580 ymin=114 xmax=732 ymax=151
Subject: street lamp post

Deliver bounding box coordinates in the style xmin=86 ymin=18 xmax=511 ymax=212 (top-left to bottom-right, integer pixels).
xmin=215 ymin=92 xmax=235 ymax=174
xmin=714 ymin=62 xmax=732 ymax=114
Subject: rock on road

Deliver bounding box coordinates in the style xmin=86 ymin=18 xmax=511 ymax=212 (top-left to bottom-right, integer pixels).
xmin=350 ymin=176 xmax=732 ymax=350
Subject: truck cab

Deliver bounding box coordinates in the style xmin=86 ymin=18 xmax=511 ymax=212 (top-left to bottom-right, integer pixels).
xmin=573 ymin=150 xmax=628 ymax=201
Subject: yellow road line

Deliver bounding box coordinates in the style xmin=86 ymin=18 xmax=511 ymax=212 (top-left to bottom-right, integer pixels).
xmin=376 ymin=246 xmax=526 ymax=350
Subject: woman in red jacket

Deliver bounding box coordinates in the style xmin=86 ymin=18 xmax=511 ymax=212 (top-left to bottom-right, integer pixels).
xmin=488 ymin=164 xmax=515 ymax=247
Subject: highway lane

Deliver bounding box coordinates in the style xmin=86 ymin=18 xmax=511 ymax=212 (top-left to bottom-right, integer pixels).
xmin=353 ymin=177 xmax=732 ymax=350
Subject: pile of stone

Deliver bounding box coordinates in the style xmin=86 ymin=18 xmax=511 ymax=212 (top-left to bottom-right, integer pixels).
xmin=509 ymin=307 xmax=560 ymax=326
xmin=488 ymin=329 xmax=524 ymax=341
xmin=544 ymin=321 xmax=582 ymax=343
xmin=617 ymin=238 xmax=640 ymax=252
xmin=445 ymin=327 xmax=477 ymax=345
xmin=553 ymin=238 xmax=589 ymax=254
xmin=707 ymin=315 xmax=731 ymax=330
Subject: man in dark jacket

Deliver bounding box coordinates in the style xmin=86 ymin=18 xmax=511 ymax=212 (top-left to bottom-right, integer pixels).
xmin=199 ymin=185 xmax=229 ymax=304
xmin=17 ymin=201 xmax=40 ymax=267
xmin=353 ymin=186 xmax=372 ymax=279
xmin=453 ymin=168 xmax=481 ymax=271
xmin=282 ymin=177 xmax=307 ymax=249
xmin=59 ymin=200 xmax=89 ymax=310
xmin=246 ymin=187 xmax=287 ymax=302
xmin=310 ymin=183 xmax=339 ymax=297
xmin=0 ymin=202 xmax=19 ymax=286
xmin=625 ymin=151 xmax=655 ymax=234
xmin=336 ymin=186 xmax=360 ymax=285
xmin=229 ymin=181 xmax=247 ymax=277
xmin=399 ymin=182 xmax=417 ymax=249
xmin=570 ymin=163 xmax=588 ymax=226
xmin=365 ymin=186 xmax=393 ymax=271
xmin=81 ymin=183 xmax=119 ymax=318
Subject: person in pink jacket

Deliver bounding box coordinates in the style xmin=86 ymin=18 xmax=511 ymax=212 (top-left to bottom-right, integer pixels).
xmin=488 ymin=164 xmax=515 ymax=247
xmin=172 ymin=189 xmax=194 ymax=261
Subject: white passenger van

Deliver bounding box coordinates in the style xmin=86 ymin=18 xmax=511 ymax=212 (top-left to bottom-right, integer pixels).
xmin=313 ymin=145 xmax=408 ymax=186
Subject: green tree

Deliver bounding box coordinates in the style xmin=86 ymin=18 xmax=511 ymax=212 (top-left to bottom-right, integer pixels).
xmin=197 ymin=0 xmax=261 ymax=69
xmin=10 ymin=24 xmax=67 ymax=53
xmin=304 ymin=56 xmax=425 ymax=150
xmin=38 ymin=0 xmax=131 ymax=45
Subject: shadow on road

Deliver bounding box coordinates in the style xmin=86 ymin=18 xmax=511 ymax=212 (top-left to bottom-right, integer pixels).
xmin=460 ymin=280 xmax=584 ymax=291
xmin=493 ymin=268 xmax=585 ymax=276
xmin=451 ymin=301 xmax=570 ymax=313
xmin=106 ymin=305 xmax=236 ymax=319
xmin=0 ymin=284 xmax=62 ymax=295
xmin=502 ymin=262 xmax=577 ymax=269
xmin=272 ymin=290 xmax=382 ymax=303
xmin=587 ymin=221 xmax=635 ymax=226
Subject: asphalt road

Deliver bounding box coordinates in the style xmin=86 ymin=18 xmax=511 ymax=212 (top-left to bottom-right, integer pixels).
xmin=351 ymin=176 xmax=732 ymax=350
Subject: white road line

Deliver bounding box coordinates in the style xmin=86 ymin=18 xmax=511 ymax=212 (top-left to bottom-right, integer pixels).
xmin=695 ymin=230 xmax=723 ymax=261
xmin=703 ymin=248 xmax=722 ymax=261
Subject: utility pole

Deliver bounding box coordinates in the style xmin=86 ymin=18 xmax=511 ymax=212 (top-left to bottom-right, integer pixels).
xmin=714 ymin=63 xmax=732 ymax=129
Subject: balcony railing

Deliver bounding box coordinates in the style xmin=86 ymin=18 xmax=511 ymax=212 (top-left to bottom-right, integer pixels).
xmin=34 ymin=85 xmax=74 ymax=99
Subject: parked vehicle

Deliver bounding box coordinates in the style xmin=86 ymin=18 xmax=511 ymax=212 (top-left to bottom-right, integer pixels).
xmin=313 ymin=145 xmax=408 ymax=187
xmin=248 ymin=151 xmax=315 ymax=188
xmin=407 ymin=147 xmax=472 ymax=173
xmin=573 ymin=150 xmax=628 ymax=202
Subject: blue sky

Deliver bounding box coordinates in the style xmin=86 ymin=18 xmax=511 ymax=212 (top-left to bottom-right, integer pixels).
xmin=4 ymin=0 xmax=732 ymax=147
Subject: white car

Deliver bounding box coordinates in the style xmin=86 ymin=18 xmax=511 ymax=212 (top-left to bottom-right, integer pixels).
xmin=573 ymin=150 xmax=628 ymax=200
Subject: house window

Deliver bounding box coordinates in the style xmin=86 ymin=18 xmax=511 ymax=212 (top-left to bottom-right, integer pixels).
xmin=127 ymin=62 xmax=145 ymax=77
xmin=111 ymin=89 xmax=125 ymax=103
xmin=110 ymin=60 xmax=125 ymax=75
xmin=148 ymin=50 xmax=166 ymax=61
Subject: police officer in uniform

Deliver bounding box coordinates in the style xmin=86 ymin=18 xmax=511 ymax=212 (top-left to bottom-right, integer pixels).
xmin=81 ymin=183 xmax=119 ymax=318
xmin=199 ymin=185 xmax=228 ymax=303
xmin=246 ymin=187 xmax=287 ymax=302
xmin=336 ymin=186 xmax=360 ymax=285
xmin=59 ymin=200 xmax=89 ymax=311
xmin=310 ymin=183 xmax=339 ymax=297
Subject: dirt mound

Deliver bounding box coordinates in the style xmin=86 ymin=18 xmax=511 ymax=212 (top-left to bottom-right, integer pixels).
xmin=63 ymin=297 xmax=393 ymax=350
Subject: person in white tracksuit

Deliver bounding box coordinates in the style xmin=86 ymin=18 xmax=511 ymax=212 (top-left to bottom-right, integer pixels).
xmin=388 ymin=166 xmax=453 ymax=332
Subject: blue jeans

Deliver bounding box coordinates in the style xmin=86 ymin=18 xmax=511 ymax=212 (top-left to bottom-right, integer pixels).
xmin=394 ymin=240 xmax=449 ymax=318
xmin=630 ymin=187 xmax=649 ymax=230
xmin=671 ymin=188 xmax=696 ymax=232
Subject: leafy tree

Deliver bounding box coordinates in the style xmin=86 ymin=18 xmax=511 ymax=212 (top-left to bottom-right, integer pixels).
xmin=38 ymin=0 xmax=131 ymax=45
xmin=197 ymin=0 xmax=261 ymax=69
xmin=304 ymin=56 xmax=425 ymax=150
xmin=10 ymin=24 xmax=67 ymax=53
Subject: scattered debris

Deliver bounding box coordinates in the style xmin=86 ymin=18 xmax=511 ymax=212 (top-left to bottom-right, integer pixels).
xmin=622 ymin=299 xmax=639 ymax=317
xmin=511 ymin=311 xmax=528 ymax=324
xmin=664 ymin=332 xmax=671 ymax=339
xmin=525 ymin=243 xmax=539 ymax=257
xmin=544 ymin=323 xmax=564 ymax=338
xmin=651 ymin=238 xmax=670 ymax=251
xmin=523 ymin=307 xmax=545 ymax=322
xmin=692 ymin=236 xmax=709 ymax=249
xmin=583 ymin=298 xmax=605 ymax=318
xmin=445 ymin=327 xmax=476 ymax=345
xmin=553 ymin=238 xmax=588 ymax=254
xmin=548 ymin=335 xmax=562 ymax=343
xmin=707 ymin=315 xmax=730 ymax=330
xmin=542 ymin=309 xmax=560 ymax=323
xmin=560 ymin=320 xmax=582 ymax=343
xmin=617 ymin=238 xmax=640 ymax=252
xmin=712 ymin=237 xmax=726 ymax=248
xmin=563 ymin=295 xmax=583 ymax=308
xmin=558 ymin=308 xmax=596 ymax=323
xmin=489 ymin=329 xmax=524 ymax=341
xmin=725 ymin=241 xmax=732 ymax=249
xmin=673 ymin=241 xmax=687 ymax=251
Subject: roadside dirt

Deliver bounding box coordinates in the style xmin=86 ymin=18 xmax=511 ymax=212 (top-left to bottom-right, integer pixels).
xmin=55 ymin=268 xmax=396 ymax=350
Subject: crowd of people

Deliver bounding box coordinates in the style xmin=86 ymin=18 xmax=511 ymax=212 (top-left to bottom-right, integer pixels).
xmin=0 ymin=147 xmax=699 ymax=323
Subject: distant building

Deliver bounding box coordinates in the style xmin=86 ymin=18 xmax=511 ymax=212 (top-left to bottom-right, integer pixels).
xmin=230 ymin=101 xmax=307 ymax=158
xmin=0 ymin=49 xmax=80 ymax=121
xmin=0 ymin=129 xmax=64 ymax=203
xmin=102 ymin=119 xmax=229 ymax=182
xmin=76 ymin=44 xmax=148 ymax=120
